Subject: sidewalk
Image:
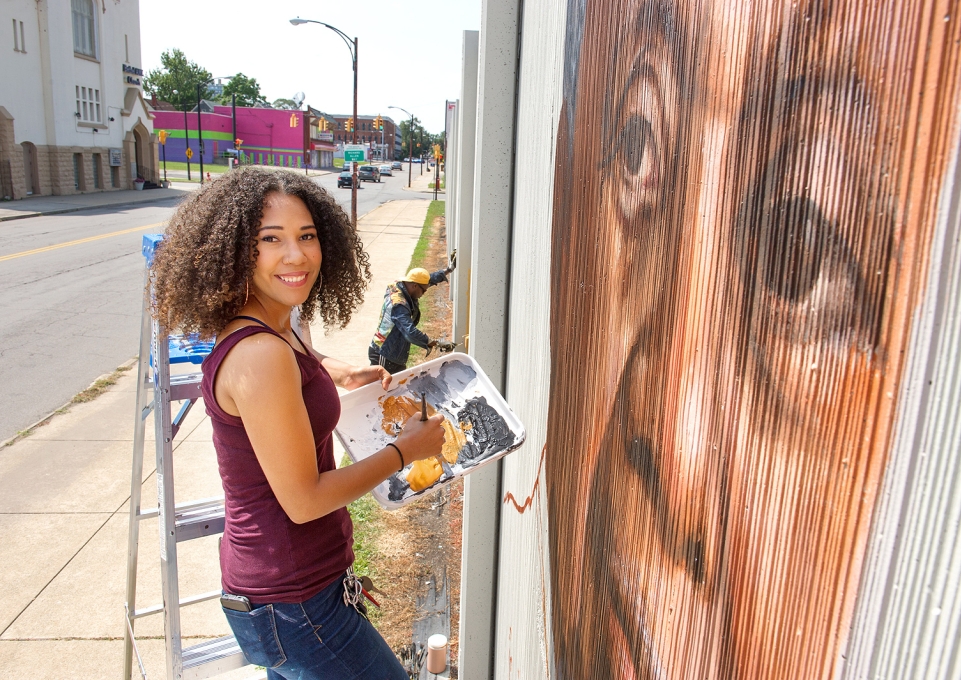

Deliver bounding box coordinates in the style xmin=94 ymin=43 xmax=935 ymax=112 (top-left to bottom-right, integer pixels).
xmin=0 ymin=184 xmax=199 ymax=223
xmin=401 ymin=164 xmax=444 ymax=196
xmin=0 ymin=199 xmax=434 ymax=679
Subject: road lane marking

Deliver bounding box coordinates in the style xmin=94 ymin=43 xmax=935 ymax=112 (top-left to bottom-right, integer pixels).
xmin=0 ymin=222 xmax=165 ymax=262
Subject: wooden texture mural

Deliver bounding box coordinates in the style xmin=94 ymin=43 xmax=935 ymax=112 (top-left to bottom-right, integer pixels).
xmin=545 ymin=0 xmax=961 ymax=677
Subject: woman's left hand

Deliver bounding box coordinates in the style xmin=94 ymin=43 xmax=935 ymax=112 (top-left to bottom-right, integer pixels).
xmin=344 ymin=365 xmax=392 ymax=391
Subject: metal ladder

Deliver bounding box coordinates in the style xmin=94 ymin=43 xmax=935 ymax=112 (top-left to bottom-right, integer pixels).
xmin=122 ymin=234 xmax=250 ymax=680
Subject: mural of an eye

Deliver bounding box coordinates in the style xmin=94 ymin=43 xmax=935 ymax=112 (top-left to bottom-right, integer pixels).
xmin=602 ymin=59 xmax=678 ymax=222
xmin=618 ymin=114 xmax=658 ymax=185
xmin=760 ymin=196 xmax=825 ymax=303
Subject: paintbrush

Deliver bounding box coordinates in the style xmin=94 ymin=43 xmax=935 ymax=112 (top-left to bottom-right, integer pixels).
xmin=422 ymin=392 xmax=454 ymax=479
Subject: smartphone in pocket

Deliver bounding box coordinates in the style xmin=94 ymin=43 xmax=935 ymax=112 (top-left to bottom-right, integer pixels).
xmin=220 ymin=593 xmax=252 ymax=612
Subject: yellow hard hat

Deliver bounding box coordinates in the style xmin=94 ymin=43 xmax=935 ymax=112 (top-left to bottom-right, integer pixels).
xmin=403 ymin=268 xmax=431 ymax=285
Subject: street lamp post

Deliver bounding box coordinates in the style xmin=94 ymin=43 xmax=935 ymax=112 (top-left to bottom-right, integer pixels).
xmin=389 ymin=106 xmax=414 ymax=188
xmin=291 ymin=17 xmax=359 ymax=227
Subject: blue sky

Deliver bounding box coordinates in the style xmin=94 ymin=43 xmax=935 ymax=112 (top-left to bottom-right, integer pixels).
xmin=139 ymin=0 xmax=480 ymax=132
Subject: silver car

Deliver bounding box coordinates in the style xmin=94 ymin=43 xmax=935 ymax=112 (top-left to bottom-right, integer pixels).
xmin=379 ymin=164 xmax=393 ymax=177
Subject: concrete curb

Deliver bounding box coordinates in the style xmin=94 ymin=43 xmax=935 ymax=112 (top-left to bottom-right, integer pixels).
xmin=0 ymin=357 xmax=139 ymax=449
xmin=0 ymin=193 xmax=190 ymax=223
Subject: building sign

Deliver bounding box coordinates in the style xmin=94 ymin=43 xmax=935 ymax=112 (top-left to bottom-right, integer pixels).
xmin=108 ymin=148 xmax=122 ymax=166
xmin=317 ymin=132 xmax=334 ymax=142
xmin=122 ymin=63 xmax=143 ymax=87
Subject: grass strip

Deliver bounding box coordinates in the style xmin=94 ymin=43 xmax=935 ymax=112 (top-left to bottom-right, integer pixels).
xmin=159 ymin=161 xmax=231 ymax=174
xmin=340 ymin=455 xmax=384 ymax=625
xmin=71 ymin=365 xmax=132 ymax=403
xmin=405 ymin=201 xmax=447 ymax=362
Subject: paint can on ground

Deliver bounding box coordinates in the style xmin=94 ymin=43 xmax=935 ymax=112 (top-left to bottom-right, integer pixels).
xmin=427 ymin=634 xmax=448 ymax=674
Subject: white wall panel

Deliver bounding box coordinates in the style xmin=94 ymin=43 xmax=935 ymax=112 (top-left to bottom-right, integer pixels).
xmin=842 ymin=120 xmax=961 ymax=680
xmin=491 ymin=0 xmax=567 ymax=676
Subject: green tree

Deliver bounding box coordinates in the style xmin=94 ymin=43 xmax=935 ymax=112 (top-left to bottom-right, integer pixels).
xmin=399 ymin=118 xmax=432 ymax=158
xmin=219 ymin=73 xmax=267 ymax=107
xmin=272 ymin=98 xmax=298 ymax=110
xmin=143 ymin=49 xmax=213 ymax=111
xmin=397 ymin=120 xmax=443 ymax=160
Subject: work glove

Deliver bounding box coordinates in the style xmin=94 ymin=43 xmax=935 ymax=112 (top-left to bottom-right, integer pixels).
xmin=436 ymin=340 xmax=457 ymax=353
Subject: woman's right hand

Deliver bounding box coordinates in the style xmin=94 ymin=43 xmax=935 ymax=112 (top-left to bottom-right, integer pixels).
xmin=395 ymin=413 xmax=446 ymax=463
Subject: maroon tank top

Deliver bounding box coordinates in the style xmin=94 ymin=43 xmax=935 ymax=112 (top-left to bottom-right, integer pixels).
xmin=201 ymin=323 xmax=353 ymax=604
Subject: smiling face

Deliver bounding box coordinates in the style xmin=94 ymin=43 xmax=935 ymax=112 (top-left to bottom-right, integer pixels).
xmin=249 ymin=192 xmax=322 ymax=312
xmin=548 ymin=0 xmax=958 ymax=677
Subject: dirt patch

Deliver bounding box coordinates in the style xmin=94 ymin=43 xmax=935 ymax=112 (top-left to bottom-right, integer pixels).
xmin=367 ymin=206 xmax=464 ymax=674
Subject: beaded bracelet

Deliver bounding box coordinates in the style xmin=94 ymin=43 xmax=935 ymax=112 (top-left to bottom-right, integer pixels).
xmin=386 ymin=442 xmax=405 ymax=473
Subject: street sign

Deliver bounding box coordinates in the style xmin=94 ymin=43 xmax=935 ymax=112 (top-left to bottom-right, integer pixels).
xmin=185 ymin=148 xmax=194 ymax=160
xmin=344 ymin=145 xmax=365 ymax=162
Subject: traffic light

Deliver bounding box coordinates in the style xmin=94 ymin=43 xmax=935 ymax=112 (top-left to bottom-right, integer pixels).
xmin=345 ymin=118 xmax=354 ymax=132
xmin=235 ymin=138 xmax=243 ymax=147
xmin=157 ymin=130 xmax=168 ymax=145
xmin=374 ymin=115 xmax=383 ymax=131
xmin=289 ymin=113 xmax=299 ymax=128
xmin=319 ymin=118 xmax=328 ymax=132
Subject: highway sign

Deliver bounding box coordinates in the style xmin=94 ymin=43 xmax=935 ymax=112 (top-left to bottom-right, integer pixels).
xmin=344 ymin=145 xmax=365 ymax=162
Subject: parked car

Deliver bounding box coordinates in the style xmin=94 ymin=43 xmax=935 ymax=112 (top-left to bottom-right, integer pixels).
xmin=391 ymin=161 xmax=403 ymax=170
xmin=379 ymin=164 xmax=393 ymax=176
xmin=337 ymin=171 xmax=353 ymax=188
xmin=358 ymin=165 xmax=381 ymax=182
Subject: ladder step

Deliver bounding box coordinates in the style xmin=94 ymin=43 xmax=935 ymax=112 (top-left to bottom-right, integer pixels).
xmin=169 ymin=371 xmax=203 ymax=402
xmin=175 ymin=498 xmax=226 ymax=542
xmin=132 ymin=590 xmax=221 ymax=619
xmin=182 ymin=635 xmax=249 ymax=680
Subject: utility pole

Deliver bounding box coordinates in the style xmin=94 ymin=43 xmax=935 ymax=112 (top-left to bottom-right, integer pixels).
xmin=232 ymin=93 xmax=237 ymax=170
xmin=196 ymin=83 xmax=205 ymax=183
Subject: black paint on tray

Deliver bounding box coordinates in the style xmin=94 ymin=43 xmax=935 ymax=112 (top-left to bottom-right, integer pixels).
xmin=457 ymin=396 xmax=516 ymax=465
xmin=387 ymin=473 xmax=410 ymax=502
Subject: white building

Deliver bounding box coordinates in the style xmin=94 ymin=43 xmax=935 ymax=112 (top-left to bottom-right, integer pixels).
xmin=0 ymin=0 xmax=158 ymax=199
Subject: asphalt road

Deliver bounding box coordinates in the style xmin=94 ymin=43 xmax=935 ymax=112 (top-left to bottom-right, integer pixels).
xmin=0 ymin=168 xmax=421 ymax=442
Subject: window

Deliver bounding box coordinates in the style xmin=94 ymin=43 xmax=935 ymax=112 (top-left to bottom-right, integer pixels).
xmin=71 ymin=0 xmax=96 ymax=58
xmin=111 ymin=165 xmax=119 ymax=188
xmin=12 ymin=19 xmax=25 ymax=52
xmin=73 ymin=153 xmax=84 ymax=190
xmin=92 ymin=154 xmax=101 ymax=189
xmin=76 ymin=86 xmax=102 ymax=123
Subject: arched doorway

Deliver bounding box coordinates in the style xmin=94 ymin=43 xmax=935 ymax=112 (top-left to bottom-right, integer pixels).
xmin=21 ymin=142 xmax=39 ymax=195
xmin=133 ymin=127 xmax=146 ymax=180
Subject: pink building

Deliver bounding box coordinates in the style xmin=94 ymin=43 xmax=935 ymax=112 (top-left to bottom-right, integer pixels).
xmin=152 ymin=105 xmax=327 ymax=168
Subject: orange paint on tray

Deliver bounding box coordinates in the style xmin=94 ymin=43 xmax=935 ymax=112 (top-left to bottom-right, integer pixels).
xmin=379 ymin=395 xmax=420 ymax=435
xmin=380 ymin=394 xmax=465 ymax=464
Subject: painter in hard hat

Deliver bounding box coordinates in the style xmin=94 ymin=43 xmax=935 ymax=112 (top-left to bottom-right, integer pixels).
xmin=368 ymin=263 xmax=455 ymax=373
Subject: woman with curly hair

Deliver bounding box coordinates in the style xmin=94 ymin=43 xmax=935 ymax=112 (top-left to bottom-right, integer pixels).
xmin=151 ymin=168 xmax=445 ymax=679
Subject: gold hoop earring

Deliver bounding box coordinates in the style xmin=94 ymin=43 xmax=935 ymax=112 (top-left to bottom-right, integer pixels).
xmin=244 ymin=280 xmax=249 ymax=306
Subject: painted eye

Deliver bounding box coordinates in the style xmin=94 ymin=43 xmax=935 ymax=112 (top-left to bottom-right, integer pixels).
xmin=618 ymin=115 xmax=657 ymax=182
xmin=760 ymin=197 xmax=825 ymax=302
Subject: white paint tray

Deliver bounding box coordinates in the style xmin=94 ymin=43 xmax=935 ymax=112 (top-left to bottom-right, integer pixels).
xmin=335 ymin=352 xmax=526 ymax=509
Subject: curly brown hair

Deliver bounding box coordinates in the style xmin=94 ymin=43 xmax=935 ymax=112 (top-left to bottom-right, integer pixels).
xmin=150 ymin=168 xmax=370 ymax=338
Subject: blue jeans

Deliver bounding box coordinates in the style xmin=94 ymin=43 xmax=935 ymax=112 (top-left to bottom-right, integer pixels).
xmin=221 ymin=575 xmax=407 ymax=680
